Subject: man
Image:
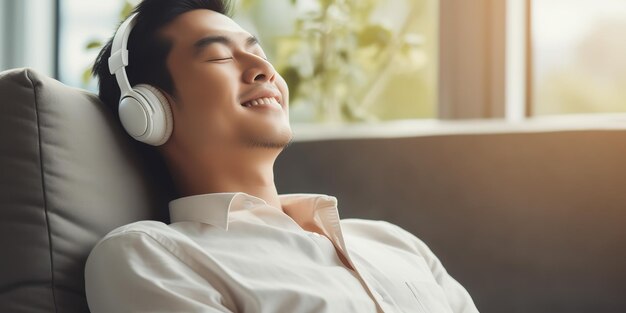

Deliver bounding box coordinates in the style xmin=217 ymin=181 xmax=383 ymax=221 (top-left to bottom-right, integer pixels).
xmin=86 ymin=0 xmax=480 ymax=312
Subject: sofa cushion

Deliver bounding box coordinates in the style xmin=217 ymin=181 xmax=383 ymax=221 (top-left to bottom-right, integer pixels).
xmin=0 ymin=68 xmax=174 ymax=313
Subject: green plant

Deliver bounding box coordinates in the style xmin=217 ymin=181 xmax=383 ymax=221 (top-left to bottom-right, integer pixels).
xmin=257 ymin=0 xmax=425 ymax=122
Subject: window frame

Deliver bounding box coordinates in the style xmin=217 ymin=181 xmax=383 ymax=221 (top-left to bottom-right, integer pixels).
xmin=439 ymin=0 xmax=534 ymax=121
xmin=438 ymin=0 xmax=506 ymax=120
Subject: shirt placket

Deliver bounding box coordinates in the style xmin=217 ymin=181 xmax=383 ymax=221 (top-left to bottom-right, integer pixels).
xmin=314 ymin=206 xmax=402 ymax=313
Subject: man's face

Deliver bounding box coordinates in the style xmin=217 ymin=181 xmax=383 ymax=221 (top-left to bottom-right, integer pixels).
xmin=160 ymin=9 xmax=292 ymax=154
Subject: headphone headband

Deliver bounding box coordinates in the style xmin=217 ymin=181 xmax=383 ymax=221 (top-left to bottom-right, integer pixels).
xmin=105 ymin=12 xmax=174 ymax=146
xmin=108 ymin=13 xmax=138 ymax=98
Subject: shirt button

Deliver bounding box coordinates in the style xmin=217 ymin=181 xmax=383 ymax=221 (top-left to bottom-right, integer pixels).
xmin=243 ymin=200 xmax=253 ymax=209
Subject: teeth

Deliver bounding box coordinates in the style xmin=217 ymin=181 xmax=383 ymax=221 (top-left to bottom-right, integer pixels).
xmin=242 ymin=97 xmax=280 ymax=108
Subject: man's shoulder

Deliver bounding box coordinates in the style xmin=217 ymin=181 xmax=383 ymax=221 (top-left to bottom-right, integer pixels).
xmin=340 ymin=218 xmax=409 ymax=237
xmin=89 ymin=220 xmax=187 ymax=258
xmin=99 ymin=220 xmax=172 ymax=242
xmin=340 ymin=218 xmax=433 ymax=256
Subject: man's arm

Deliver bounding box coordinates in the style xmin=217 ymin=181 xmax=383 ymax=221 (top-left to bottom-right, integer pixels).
xmin=386 ymin=221 xmax=480 ymax=313
xmin=85 ymin=230 xmax=234 ymax=313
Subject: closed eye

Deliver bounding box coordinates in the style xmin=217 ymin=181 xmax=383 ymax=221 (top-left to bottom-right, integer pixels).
xmin=207 ymin=57 xmax=233 ymax=62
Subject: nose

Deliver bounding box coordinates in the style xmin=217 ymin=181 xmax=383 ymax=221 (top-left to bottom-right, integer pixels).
xmin=242 ymin=55 xmax=276 ymax=84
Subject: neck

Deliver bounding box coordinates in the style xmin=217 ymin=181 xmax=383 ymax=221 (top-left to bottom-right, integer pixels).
xmin=162 ymin=145 xmax=283 ymax=211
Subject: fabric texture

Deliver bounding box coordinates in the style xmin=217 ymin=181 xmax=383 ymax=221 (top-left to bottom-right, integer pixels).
xmin=0 ymin=67 xmax=173 ymax=313
xmin=85 ymin=192 xmax=479 ymax=313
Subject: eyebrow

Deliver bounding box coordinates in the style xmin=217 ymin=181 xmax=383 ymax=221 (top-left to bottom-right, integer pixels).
xmin=192 ymin=34 xmax=260 ymax=57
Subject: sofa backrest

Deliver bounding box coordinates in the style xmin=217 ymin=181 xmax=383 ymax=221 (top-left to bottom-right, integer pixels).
xmin=275 ymin=129 xmax=626 ymax=313
xmin=0 ymin=68 xmax=174 ymax=313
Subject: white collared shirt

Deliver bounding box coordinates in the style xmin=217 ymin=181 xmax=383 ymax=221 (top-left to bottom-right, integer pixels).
xmin=85 ymin=192 xmax=479 ymax=313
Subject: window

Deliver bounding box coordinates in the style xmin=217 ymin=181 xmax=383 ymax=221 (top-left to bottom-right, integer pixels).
xmin=57 ymin=0 xmax=127 ymax=91
xmin=200 ymin=0 xmax=439 ymax=123
xmin=531 ymin=0 xmax=626 ymax=115
xmin=55 ymin=0 xmax=438 ymax=124
xmin=0 ymin=0 xmax=55 ymax=77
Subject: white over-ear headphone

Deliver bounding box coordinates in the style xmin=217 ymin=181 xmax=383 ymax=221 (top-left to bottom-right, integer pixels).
xmin=108 ymin=13 xmax=173 ymax=146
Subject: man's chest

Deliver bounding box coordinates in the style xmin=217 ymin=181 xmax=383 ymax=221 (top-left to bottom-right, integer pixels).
xmin=176 ymin=221 xmax=454 ymax=313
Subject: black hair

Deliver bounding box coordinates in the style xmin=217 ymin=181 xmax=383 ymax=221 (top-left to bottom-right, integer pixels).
xmin=92 ymin=0 xmax=233 ymax=114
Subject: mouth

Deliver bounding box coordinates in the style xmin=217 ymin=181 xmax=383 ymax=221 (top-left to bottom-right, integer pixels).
xmin=241 ymin=96 xmax=282 ymax=110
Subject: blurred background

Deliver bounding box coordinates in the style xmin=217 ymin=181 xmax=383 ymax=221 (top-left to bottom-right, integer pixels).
xmin=1 ymin=1 xmax=626 ymax=313
xmin=2 ymin=0 xmax=625 ymax=124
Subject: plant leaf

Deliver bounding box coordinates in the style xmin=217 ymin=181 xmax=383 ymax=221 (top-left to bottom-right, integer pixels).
xmin=85 ymin=39 xmax=102 ymax=50
xmin=357 ymin=24 xmax=392 ymax=48
xmin=81 ymin=67 xmax=93 ymax=85
xmin=279 ymin=66 xmax=302 ymax=103
xmin=120 ymin=1 xmax=134 ymax=19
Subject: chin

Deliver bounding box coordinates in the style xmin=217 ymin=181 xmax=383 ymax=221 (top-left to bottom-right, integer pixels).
xmin=240 ymin=122 xmax=293 ymax=149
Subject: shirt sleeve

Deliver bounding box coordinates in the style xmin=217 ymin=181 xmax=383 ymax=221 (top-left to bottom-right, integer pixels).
xmin=84 ymin=230 xmax=234 ymax=313
xmin=386 ymin=221 xmax=480 ymax=313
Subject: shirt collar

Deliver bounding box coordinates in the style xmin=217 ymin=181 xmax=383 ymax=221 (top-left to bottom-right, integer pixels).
xmin=168 ymin=192 xmax=338 ymax=230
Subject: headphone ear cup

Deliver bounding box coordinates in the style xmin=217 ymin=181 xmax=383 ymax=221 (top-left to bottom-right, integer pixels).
xmin=118 ymin=95 xmax=149 ymax=140
xmin=132 ymin=84 xmax=174 ymax=146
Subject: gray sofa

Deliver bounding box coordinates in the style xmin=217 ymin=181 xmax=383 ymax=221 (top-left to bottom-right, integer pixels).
xmin=274 ymin=128 xmax=626 ymax=313
xmin=1 ymin=67 xmax=625 ymax=313
xmin=0 ymin=68 xmax=174 ymax=312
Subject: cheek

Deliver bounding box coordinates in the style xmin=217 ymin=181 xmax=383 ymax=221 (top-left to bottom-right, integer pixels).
xmin=181 ymin=65 xmax=239 ymax=105
xmin=174 ymin=106 xmax=237 ymax=148
xmin=175 ymin=65 xmax=242 ymax=124
xmin=171 ymin=66 xmax=242 ymax=144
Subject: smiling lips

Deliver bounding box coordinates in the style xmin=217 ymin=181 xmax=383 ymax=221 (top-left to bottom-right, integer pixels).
xmin=241 ymin=97 xmax=282 ymax=110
